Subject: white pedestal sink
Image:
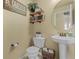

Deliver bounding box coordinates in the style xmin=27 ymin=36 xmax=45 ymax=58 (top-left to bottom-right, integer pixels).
xmin=51 ymin=35 xmax=75 ymax=59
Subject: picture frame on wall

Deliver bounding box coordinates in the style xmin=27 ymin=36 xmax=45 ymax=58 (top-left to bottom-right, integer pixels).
xmin=3 ymin=0 xmax=27 ymax=16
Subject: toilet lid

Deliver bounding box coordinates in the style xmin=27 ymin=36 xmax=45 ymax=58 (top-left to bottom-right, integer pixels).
xmin=27 ymin=46 xmax=39 ymax=53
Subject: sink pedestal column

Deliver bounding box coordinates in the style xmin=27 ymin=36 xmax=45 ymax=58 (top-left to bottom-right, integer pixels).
xmin=59 ymin=43 xmax=67 ymax=59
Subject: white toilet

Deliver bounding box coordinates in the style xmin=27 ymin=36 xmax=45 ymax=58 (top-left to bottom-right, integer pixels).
xmin=27 ymin=32 xmax=45 ymax=59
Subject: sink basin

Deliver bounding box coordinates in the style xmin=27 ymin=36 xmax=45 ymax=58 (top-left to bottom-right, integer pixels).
xmin=51 ymin=35 xmax=75 ymax=44
xmin=51 ymin=35 xmax=75 ymax=59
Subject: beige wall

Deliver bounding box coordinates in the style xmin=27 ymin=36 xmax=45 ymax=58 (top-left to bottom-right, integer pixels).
xmin=3 ymin=0 xmax=32 ymax=59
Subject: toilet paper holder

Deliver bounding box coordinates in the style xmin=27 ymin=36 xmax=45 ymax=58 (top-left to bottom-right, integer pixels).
xmin=10 ymin=42 xmax=19 ymax=47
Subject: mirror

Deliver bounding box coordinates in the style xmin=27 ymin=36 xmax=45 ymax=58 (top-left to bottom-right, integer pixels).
xmin=51 ymin=0 xmax=75 ymax=32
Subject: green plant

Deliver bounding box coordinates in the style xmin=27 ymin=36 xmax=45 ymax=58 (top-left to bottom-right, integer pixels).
xmin=28 ymin=3 xmax=38 ymax=12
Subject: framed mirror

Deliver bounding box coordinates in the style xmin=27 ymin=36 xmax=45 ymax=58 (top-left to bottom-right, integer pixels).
xmin=51 ymin=0 xmax=75 ymax=32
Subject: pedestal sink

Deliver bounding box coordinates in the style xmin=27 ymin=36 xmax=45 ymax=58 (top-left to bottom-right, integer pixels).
xmin=51 ymin=35 xmax=75 ymax=59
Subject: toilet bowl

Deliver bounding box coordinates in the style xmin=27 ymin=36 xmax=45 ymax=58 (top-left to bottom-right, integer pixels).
xmin=27 ymin=46 xmax=39 ymax=59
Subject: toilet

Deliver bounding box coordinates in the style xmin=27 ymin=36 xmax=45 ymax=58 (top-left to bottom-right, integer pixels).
xmin=26 ymin=32 xmax=45 ymax=59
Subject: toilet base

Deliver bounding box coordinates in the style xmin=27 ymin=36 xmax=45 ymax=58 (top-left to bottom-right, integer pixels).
xmin=28 ymin=56 xmax=39 ymax=59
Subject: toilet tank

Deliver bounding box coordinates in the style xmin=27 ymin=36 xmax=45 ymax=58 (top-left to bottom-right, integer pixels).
xmin=33 ymin=36 xmax=45 ymax=48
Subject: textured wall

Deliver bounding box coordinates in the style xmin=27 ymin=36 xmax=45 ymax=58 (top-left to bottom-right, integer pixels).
xmin=3 ymin=0 xmax=31 ymax=59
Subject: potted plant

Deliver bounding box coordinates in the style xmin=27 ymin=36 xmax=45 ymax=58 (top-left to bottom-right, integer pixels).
xmin=28 ymin=3 xmax=38 ymax=12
